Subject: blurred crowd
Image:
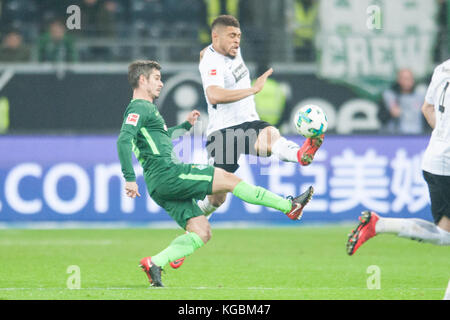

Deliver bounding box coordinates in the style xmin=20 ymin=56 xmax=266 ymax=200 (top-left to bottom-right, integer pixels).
xmin=0 ymin=0 xmax=320 ymax=63
xmin=1 ymin=0 xmax=448 ymax=64
xmin=0 ymin=0 xmax=448 ymax=64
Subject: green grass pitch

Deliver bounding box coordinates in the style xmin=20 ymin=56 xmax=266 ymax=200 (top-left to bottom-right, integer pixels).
xmin=0 ymin=226 xmax=448 ymax=300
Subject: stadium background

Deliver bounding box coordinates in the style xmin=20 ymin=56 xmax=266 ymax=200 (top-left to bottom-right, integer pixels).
xmin=0 ymin=0 xmax=447 ymax=227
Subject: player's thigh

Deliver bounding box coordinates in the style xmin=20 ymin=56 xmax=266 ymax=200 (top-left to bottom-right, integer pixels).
xmin=152 ymin=163 xmax=215 ymax=201
xmin=423 ymin=171 xmax=450 ymax=224
xmin=205 ymin=121 xmax=273 ymax=174
xmin=207 ymin=193 xmax=227 ymax=207
xmin=255 ymin=125 xmax=280 ymax=156
xmin=152 ymin=194 xmax=205 ymax=230
xmin=206 ymin=127 xmax=240 ymax=172
xmin=211 ymin=167 xmax=241 ymax=194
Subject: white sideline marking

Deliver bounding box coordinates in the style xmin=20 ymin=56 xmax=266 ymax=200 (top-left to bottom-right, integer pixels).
xmin=444 ymin=280 xmax=450 ymax=300
xmin=0 ymin=287 xmax=445 ymax=291
xmin=0 ymin=240 xmax=114 ymax=246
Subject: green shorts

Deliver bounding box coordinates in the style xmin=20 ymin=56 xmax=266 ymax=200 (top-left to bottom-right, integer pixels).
xmin=145 ymin=163 xmax=215 ymax=229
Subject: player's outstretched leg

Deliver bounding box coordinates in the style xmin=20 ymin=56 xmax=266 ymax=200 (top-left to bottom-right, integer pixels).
xmin=173 ymin=185 xmax=314 ymax=270
xmin=211 ymin=166 xmax=314 ymax=219
xmin=259 ymin=126 xmax=324 ymax=166
xmin=169 ymin=169 xmax=315 ymax=273
xmin=347 ymin=211 xmax=379 ymax=255
xmin=225 ymin=176 xmax=314 ymax=220
xmin=347 ymin=210 xmax=450 ymax=256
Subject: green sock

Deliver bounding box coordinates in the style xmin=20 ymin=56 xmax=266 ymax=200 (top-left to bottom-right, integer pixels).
xmin=232 ymin=181 xmax=292 ymax=213
xmin=151 ymin=232 xmax=204 ymax=268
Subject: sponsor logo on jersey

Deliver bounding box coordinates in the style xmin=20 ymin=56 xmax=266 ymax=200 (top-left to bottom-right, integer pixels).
xmin=125 ymin=113 xmax=140 ymax=126
xmin=209 ymin=69 xmax=217 ymax=76
xmin=232 ymin=63 xmax=248 ymax=83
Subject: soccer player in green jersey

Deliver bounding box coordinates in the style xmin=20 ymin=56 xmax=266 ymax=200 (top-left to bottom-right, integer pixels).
xmin=117 ymin=60 xmax=314 ymax=287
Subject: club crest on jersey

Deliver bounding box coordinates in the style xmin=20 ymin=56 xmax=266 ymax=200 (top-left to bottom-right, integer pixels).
xmin=209 ymin=69 xmax=217 ymax=76
xmin=126 ymin=113 xmax=139 ymax=126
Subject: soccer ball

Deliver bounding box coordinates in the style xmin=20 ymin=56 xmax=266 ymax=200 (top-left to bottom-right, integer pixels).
xmin=294 ymin=105 xmax=328 ymax=138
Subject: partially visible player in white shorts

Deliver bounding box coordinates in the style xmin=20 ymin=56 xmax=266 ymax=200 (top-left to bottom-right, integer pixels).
xmin=347 ymin=60 xmax=450 ymax=255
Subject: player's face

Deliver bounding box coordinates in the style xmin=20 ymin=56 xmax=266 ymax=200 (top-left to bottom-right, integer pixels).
xmin=215 ymin=26 xmax=241 ymax=58
xmin=143 ymin=69 xmax=164 ymax=99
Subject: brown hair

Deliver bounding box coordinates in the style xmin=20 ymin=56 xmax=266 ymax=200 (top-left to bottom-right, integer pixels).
xmin=211 ymin=15 xmax=240 ymax=30
xmin=128 ymin=60 xmax=161 ymax=89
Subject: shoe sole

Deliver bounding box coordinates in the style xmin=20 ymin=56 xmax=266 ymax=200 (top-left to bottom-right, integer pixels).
xmin=346 ymin=211 xmax=372 ymax=256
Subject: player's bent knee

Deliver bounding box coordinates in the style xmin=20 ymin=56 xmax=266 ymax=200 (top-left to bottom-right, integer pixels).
xmin=209 ymin=194 xmax=226 ymax=207
xmin=212 ymin=168 xmax=241 ymax=193
xmin=205 ymin=227 xmax=212 ymax=243
xmin=194 ymin=226 xmax=212 ymax=244
xmin=255 ymin=126 xmax=279 ymax=155
xmin=264 ymin=126 xmax=280 ymax=141
xmin=223 ymin=170 xmax=241 ymax=188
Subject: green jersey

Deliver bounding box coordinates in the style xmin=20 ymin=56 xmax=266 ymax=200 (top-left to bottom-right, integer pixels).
xmin=117 ymin=99 xmax=192 ymax=185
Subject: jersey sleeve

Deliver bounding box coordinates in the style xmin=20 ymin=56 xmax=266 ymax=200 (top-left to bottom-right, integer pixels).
xmin=167 ymin=121 xmax=192 ymax=140
xmin=117 ymin=103 xmax=146 ymax=182
xmin=199 ymin=52 xmax=226 ymax=91
xmin=425 ymin=65 xmax=441 ymax=105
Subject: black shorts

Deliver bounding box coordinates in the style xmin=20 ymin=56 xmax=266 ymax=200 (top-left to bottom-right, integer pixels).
xmin=423 ymin=170 xmax=450 ymax=224
xmin=206 ymin=120 xmax=272 ymax=173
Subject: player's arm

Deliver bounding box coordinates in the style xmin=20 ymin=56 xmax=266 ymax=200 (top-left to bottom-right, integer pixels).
xmin=199 ymin=46 xmax=207 ymax=62
xmin=117 ymin=130 xmax=137 ymax=182
xmin=167 ymin=110 xmax=200 ymax=139
xmin=421 ymin=101 xmax=435 ymax=129
xmin=117 ymin=108 xmax=144 ymax=198
xmin=422 ymin=67 xmax=439 ymax=130
xmin=206 ymin=68 xmax=273 ymax=105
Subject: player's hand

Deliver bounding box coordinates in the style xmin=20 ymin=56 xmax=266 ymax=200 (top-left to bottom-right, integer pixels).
xmin=199 ymin=47 xmax=207 ymax=62
xmin=186 ymin=109 xmax=201 ymax=126
xmin=125 ymin=181 xmax=141 ymax=198
xmin=252 ymin=68 xmax=273 ymax=94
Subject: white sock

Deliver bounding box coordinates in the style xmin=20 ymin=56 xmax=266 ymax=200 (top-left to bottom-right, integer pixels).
xmin=437 ymin=226 xmax=450 ymax=239
xmin=376 ymin=217 xmax=450 ymax=245
xmin=271 ymin=137 xmax=300 ymax=163
xmin=197 ymin=197 xmax=218 ymax=219
xmin=375 ymin=217 xmax=407 ymax=234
